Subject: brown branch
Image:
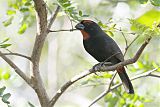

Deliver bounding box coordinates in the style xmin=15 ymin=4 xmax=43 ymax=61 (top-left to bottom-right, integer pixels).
xmin=31 ymin=0 xmax=49 ymax=106
xmin=88 ymin=72 xmax=117 ymax=107
xmin=0 ymin=51 xmax=31 ymax=86
xmin=49 ymin=70 xmax=92 ymax=106
xmin=49 ymin=37 xmax=151 ymax=106
xmin=48 ymin=5 xmax=60 ymax=30
xmin=124 ymin=34 xmax=140 ymax=56
xmin=88 ymin=68 xmax=159 ymax=107
xmin=48 ymin=29 xmax=77 ymax=32
xmin=3 ymin=53 xmax=31 ymax=61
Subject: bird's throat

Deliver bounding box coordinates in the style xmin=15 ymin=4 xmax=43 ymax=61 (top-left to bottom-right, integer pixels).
xmin=80 ymin=30 xmax=90 ymax=40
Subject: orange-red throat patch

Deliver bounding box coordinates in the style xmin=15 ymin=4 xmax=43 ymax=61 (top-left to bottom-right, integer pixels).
xmin=80 ymin=30 xmax=90 ymax=40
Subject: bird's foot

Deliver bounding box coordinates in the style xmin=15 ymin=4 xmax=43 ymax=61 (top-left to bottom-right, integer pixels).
xmin=92 ymin=62 xmax=113 ymax=72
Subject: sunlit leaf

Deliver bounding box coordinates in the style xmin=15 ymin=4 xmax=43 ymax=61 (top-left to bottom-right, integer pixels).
xmin=0 ymin=44 xmax=12 ymax=48
xmin=135 ymin=9 xmax=160 ymax=28
xmin=3 ymin=16 xmax=14 ymax=27
xmin=2 ymin=72 xmax=10 ymax=80
xmin=0 ymin=86 xmax=6 ymax=96
xmin=18 ymin=23 xmax=28 ymax=34
xmin=7 ymin=10 xmax=16 ymax=15
xmin=2 ymin=93 xmax=11 ymax=104
xmin=138 ymin=103 xmax=144 ymax=107
xmin=106 ymin=31 xmax=114 ymax=37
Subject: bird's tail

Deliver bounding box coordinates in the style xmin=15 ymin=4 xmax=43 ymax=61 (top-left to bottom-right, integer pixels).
xmin=117 ymin=66 xmax=134 ymax=94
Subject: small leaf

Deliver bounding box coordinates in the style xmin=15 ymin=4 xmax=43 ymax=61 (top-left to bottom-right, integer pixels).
xmin=3 ymin=16 xmax=14 ymax=27
xmin=106 ymin=31 xmax=114 ymax=37
xmin=0 ymin=44 xmax=12 ymax=48
xmin=138 ymin=103 xmax=144 ymax=107
xmin=0 ymin=86 xmax=6 ymax=96
xmin=2 ymin=93 xmax=11 ymax=104
xmin=20 ymin=7 xmax=29 ymax=12
xmin=28 ymin=102 xmax=35 ymax=107
xmin=18 ymin=23 xmax=28 ymax=34
xmin=7 ymin=10 xmax=16 ymax=15
xmin=139 ymin=0 xmax=148 ymax=4
xmin=79 ymin=10 xmax=82 ymax=16
xmin=0 ymin=38 xmax=10 ymax=44
xmin=2 ymin=72 xmax=10 ymax=80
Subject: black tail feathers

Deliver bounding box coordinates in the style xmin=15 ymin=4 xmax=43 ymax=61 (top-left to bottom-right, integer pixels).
xmin=117 ymin=67 xmax=134 ymax=94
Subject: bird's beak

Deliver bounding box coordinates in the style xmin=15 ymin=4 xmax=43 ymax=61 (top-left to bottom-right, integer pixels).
xmin=75 ymin=23 xmax=85 ymax=30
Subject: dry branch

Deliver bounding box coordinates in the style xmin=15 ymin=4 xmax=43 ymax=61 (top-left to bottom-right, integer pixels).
xmin=49 ymin=37 xmax=151 ymax=106
xmin=88 ymin=68 xmax=159 ymax=107
xmin=0 ymin=51 xmax=31 ymax=86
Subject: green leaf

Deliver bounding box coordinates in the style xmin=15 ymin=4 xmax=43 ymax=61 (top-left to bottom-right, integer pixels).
xmin=2 ymin=72 xmax=10 ymax=80
xmin=3 ymin=16 xmax=14 ymax=27
xmin=7 ymin=10 xmax=16 ymax=15
xmin=18 ymin=23 xmax=28 ymax=34
xmin=2 ymin=93 xmax=11 ymax=104
xmin=0 ymin=38 xmax=10 ymax=44
xmin=0 ymin=44 xmax=12 ymax=48
xmin=134 ymin=9 xmax=160 ymax=28
xmin=79 ymin=10 xmax=82 ymax=16
xmin=28 ymin=102 xmax=35 ymax=107
xmin=150 ymin=0 xmax=160 ymax=6
xmin=138 ymin=103 xmax=144 ymax=107
xmin=139 ymin=0 xmax=148 ymax=4
xmin=20 ymin=7 xmax=29 ymax=12
xmin=106 ymin=31 xmax=114 ymax=37
xmin=0 ymin=86 xmax=6 ymax=96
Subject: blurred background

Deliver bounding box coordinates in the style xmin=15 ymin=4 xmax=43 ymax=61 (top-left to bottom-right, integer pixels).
xmin=0 ymin=0 xmax=160 ymax=107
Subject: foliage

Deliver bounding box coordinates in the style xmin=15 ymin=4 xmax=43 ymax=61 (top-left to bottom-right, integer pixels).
xmin=130 ymin=9 xmax=160 ymax=37
xmin=104 ymin=90 xmax=151 ymax=107
xmin=0 ymin=38 xmax=11 ymax=49
xmin=139 ymin=0 xmax=160 ymax=6
xmin=57 ymin=0 xmax=89 ymax=22
xmin=3 ymin=0 xmax=35 ymax=34
xmin=0 ymin=86 xmax=11 ymax=107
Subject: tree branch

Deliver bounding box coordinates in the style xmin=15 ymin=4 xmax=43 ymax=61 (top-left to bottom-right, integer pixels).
xmin=88 ymin=68 xmax=159 ymax=107
xmin=0 ymin=51 xmax=32 ymax=86
xmin=49 ymin=70 xmax=92 ymax=106
xmin=48 ymin=5 xmax=60 ymax=30
xmin=88 ymin=72 xmax=117 ymax=107
xmin=31 ymin=0 xmax=49 ymax=106
xmin=3 ymin=52 xmax=31 ymax=61
xmin=49 ymin=37 xmax=151 ymax=106
xmin=48 ymin=29 xmax=77 ymax=32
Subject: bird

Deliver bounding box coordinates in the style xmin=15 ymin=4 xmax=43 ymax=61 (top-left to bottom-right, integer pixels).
xmin=75 ymin=20 xmax=134 ymax=94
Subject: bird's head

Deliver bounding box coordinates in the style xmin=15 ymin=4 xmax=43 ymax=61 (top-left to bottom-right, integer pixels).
xmin=75 ymin=20 xmax=103 ymax=40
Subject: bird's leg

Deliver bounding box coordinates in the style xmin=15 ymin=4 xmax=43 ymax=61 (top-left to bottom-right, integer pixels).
xmin=92 ymin=52 xmax=121 ymax=72
xmin=93 ymin=62 xmax=112 ymax=71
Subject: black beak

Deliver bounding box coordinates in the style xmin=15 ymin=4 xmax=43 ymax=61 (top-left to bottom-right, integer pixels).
xmin=75 ymin=23 xmax=85 ymax=30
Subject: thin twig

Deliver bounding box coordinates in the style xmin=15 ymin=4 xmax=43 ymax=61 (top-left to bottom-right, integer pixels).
xmin=48 ymin=29 xmax=77 ymax=32
xmin=0 ymin=51 xmax=32 ymax=86
xmin=88 ymin=68 xmax=159 ymax=107
xmin=88 ymin=72 xmax=117 ymax=107
xmin=124 ymin=34 xmax=140 ymax=56
xmin=3 ymin=53 xmax=31 ymax=60
xmin=49 ymin=37 xmax=151 ymax=106
xmin=48 ymin=5 xmax=60 ymax=30
xmin=49 ymin=70 xmax=92 ymax=106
